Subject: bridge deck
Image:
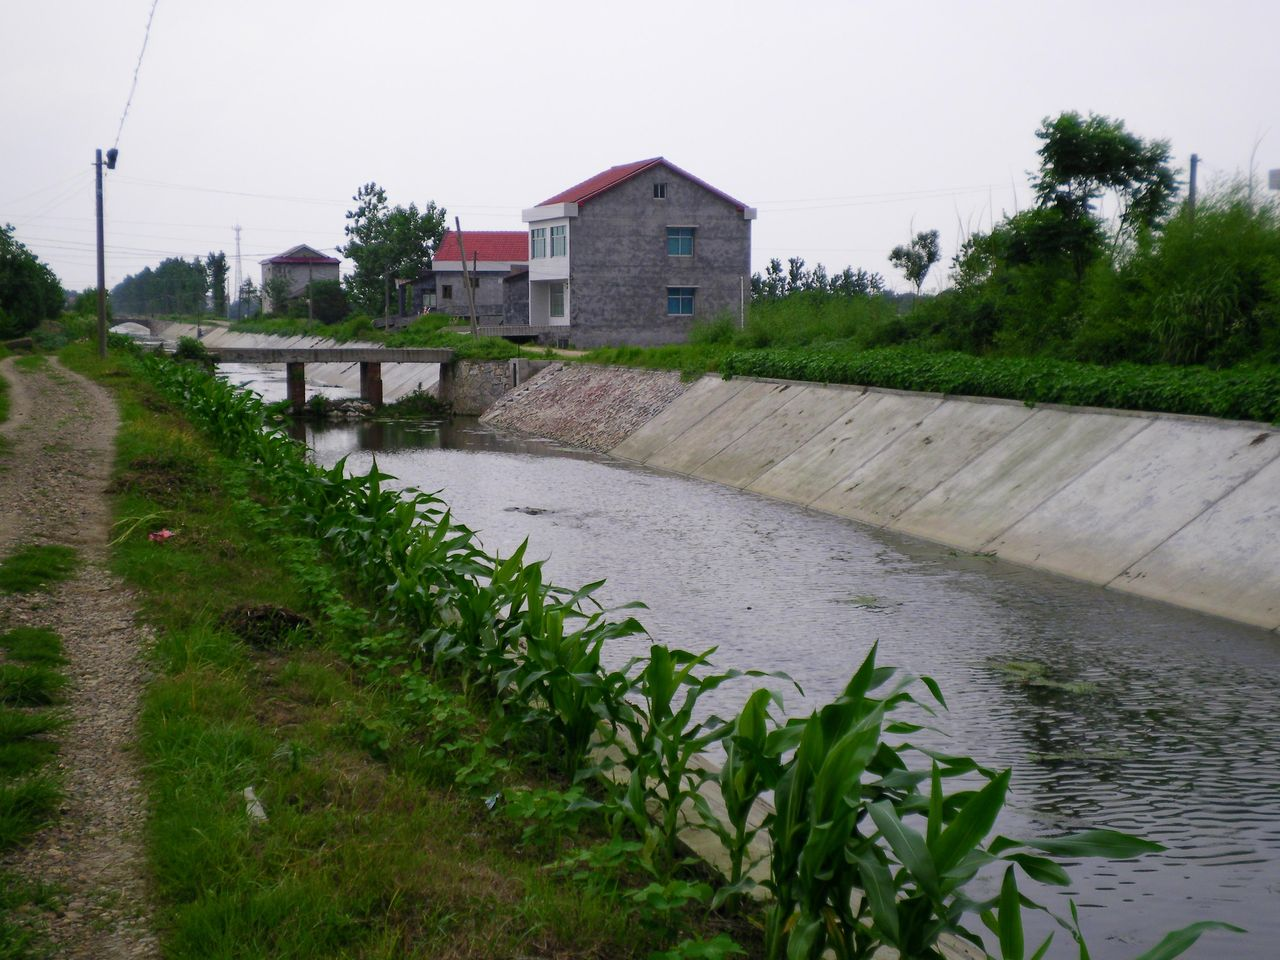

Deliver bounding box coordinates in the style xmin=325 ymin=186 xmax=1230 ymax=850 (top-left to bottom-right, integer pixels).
xmin=207 ymin=346 xmax=455 ymax=364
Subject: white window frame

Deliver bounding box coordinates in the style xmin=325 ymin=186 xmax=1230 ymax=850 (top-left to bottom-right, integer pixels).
xmin=530 ymin=227 xmax=547 ymax=259
xmin=550 ymin=224 xmax=567 ymax=257
xmin=549 ymin=281 xmax=566 ymax=318
xmin=666 ymin=286 xmax=695 ymax=316
xmin=653 ymin=182 xmax=667 ymax=199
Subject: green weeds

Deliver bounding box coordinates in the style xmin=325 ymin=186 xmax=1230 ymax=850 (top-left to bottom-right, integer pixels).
xmin=719 ymin=346 xmax=1280 ymax=423
xmin=0 ymin=546 xmax=79 ymax=595
xmin=0 ymin=623 xmax=66 ymax=956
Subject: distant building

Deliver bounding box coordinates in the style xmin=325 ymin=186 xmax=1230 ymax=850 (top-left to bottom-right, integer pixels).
xmin=521 ymin=157 xmax=755 ymax=347
xmin=260 ymin=244 xmax=340 ymax=313
xmin=412 ymin=231 xmax=528 ymax=322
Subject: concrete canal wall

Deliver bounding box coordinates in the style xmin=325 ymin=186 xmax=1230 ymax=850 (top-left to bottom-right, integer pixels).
xmin=484 ymin=364 xmax=1280 ymax=632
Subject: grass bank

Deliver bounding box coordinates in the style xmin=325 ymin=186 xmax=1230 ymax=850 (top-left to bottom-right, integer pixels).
xmin=0 ymin=552 xmax=78 ymax=956
xmin=62 ymin=342 xmax=729 ymax=959
xmin=577 ymin=338 xmax=1280 ymax=424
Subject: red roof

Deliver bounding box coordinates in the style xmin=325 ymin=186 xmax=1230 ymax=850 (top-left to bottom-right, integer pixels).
xmin=434 ymin=230 xmax=527 ymax=263
xmin=537 ymin=157 xmax=748 ymax=212
xmin=264 ymin=243 xmax=339 ymax=265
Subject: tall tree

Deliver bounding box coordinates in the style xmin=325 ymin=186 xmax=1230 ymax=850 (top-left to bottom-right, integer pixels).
xmin=888 ymin=229 xmax=941 ymax=298
xmin=1033 ymin=111 xmax=1176 ymax=247
xmin=111 ymin=257 xmax=208 ymax=315
xmin=205 ymin=251 xmax=229 ymax=317
xmin=0 ymin=224 xmax=63 ymax=337
xmin=339 ymin=182 xmax=447 ymax=315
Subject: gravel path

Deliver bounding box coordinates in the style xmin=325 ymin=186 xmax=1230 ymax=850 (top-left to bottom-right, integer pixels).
xmin=0 ymin=356 xmax=158 ymax=958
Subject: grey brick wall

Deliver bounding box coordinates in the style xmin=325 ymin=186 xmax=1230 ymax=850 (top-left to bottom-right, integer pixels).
xmin=432 ymin=269 xmax=506 ymax=320
xmin=567 ymin=167 xmax=751 ymax=348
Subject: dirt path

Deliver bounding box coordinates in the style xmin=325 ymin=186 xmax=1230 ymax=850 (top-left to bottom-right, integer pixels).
xmin=0 ymin=356 xmax=158 ymax=958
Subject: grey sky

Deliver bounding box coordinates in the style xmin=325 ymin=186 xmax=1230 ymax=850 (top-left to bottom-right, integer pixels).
xmin=2 ymin=0 xmax=1276 ymax=295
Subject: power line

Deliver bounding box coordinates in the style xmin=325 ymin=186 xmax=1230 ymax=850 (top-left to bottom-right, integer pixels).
xmin=114 ymin=0 xmax=161 ymax=149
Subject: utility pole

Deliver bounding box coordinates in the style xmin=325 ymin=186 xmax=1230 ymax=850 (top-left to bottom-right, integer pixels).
xmin=233 ymin=224 xmax=242 ymax=319
xmin=94 ymin=147 xmax=118 ymax=359
xmin=455 ymin=216 xmax=479 ymax=336
xmin=1188 ymin=153 xmax=1199 ymax=220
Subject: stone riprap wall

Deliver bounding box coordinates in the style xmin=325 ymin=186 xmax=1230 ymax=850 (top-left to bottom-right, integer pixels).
xmin=483 ymin=364 xmax=1280 ymax=631
xmin=448 ymin=360 xmax=552 ymax=416
xmin=481 ymin=363 xmax=693 ymax=452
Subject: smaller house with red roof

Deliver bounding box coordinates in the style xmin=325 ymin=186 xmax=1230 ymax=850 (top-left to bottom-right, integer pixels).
xmin=259 ymin=244 xmax=340 ymax=313
xmin=413 ymin=230 xmax=528 ymax=323
xmin=522 ymin=157 xmax=755 ymax=347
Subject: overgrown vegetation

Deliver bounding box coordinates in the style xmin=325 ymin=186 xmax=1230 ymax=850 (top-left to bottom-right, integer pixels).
xmin=0 ymin=621 xmax=67 ymax=955
xmin=0 ymin=545 xmax=79 ymax=595
xmin=0 ymin=225 xmax=63 ymax=340
xmin=74 ymin=340 xmax=1239 ymax=959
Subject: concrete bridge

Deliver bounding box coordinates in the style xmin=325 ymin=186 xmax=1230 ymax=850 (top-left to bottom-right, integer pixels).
xmin=205 ymin=346 xmax=454 ymax=412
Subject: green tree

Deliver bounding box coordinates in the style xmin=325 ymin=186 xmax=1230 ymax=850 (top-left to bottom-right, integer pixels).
xmin=206 ymin=251 xmax=229 ymax=317
xmin=307 ymin=279 xmax=349 ymax=325
xmin=261 ymin=273 xmax=292 ymax=316
xmin=339 ymin=182 xmax=447 ymax=316
xmin=1033 ymin=111 xmax=1176 ymax=251
xmin=111 ymin=257 xmax=208 ymax=315
xmin=236 ymin=278 xmax=259 ymax=318
xmin=0 ymin=224 xmax=63 ymax=337
xmin=888 ymin=229 xmax=941 ymax=298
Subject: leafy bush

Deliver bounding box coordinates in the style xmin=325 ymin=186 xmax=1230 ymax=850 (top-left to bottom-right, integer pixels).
xmin=720 ymin=345 xmax=1280 ymax=423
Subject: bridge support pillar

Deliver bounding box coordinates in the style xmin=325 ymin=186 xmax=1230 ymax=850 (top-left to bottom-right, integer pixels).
xmin=359 ymin=361 xmax=383 ymax=407
xmin=286 ymin=362 xmax=307 ymax=415
xmin=437 ymin=360 xmax=455 ymax=410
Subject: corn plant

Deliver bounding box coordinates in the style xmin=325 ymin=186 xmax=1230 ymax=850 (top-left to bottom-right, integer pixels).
xmin=702 ymin=686 xmax=788 ymax=906
xmin=602 ymin=645 xmax=762 ymax=876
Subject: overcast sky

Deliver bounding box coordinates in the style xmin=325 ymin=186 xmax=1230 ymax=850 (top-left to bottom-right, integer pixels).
xmin=2 ymin=0 xmax=1276 ymax=296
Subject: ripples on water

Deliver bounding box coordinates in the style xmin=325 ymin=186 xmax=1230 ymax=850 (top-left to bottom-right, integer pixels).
xmin=221 ymin=368 xmax=1279 ymax=958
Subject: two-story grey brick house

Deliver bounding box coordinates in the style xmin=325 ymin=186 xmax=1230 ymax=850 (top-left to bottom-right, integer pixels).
xmin=521 ymin=158 xmax=755 ymax=347
xmin=259 ymin=244 xmax=340 ymax=313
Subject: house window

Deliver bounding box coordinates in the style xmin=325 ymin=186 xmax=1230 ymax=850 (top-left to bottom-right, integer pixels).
xmin=667 ymin=287 xmax=694 ymax=316
xmin=441 ymin=284 xmax=453 ymax=300
xmin=530 ymin=228 xmax=546 ymax=259
xmin=469 ymin=276 xmax=481 ymax=290
xmin=549 ymin=282 xmax=566 ymax=318
xmin=653 ymin=182 xmax=667 ymax=199
xmin=666 ymin=227 xmax=694 ymax=257
xmin=550 ymin=224 xmax=567 ymax=257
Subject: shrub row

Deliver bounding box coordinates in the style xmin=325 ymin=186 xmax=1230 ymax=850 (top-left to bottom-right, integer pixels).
xmin=720 ymin=347 xmax=1280 ymax=424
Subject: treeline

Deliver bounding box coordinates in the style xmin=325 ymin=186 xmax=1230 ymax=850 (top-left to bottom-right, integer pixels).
xmin=111 ymin=252 xmax=229 ymax=317
xmin=753 ymin=112 xmax=1280 ymax=371
xmin=0 ymin=224 xmax=63 ymax=338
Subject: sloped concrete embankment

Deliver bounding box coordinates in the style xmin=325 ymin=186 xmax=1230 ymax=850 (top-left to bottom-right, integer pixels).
xmin=157 ymin=323 xmax=441 ymax=401
xmin=488 ymin=364 xmax=1280 ymax=631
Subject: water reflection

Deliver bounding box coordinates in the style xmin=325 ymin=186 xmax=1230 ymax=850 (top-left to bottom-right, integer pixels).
xmin=292 ymin=411 xmax=1278 ymax=959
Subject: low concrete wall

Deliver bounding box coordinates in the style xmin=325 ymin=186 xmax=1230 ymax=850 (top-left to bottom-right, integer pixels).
xmin=491 ymin=364 xmax=1280 ymax=631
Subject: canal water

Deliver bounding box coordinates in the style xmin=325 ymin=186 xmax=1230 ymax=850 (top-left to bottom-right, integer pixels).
xmin=225 ymin=364 xmax=1280 ymax=958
